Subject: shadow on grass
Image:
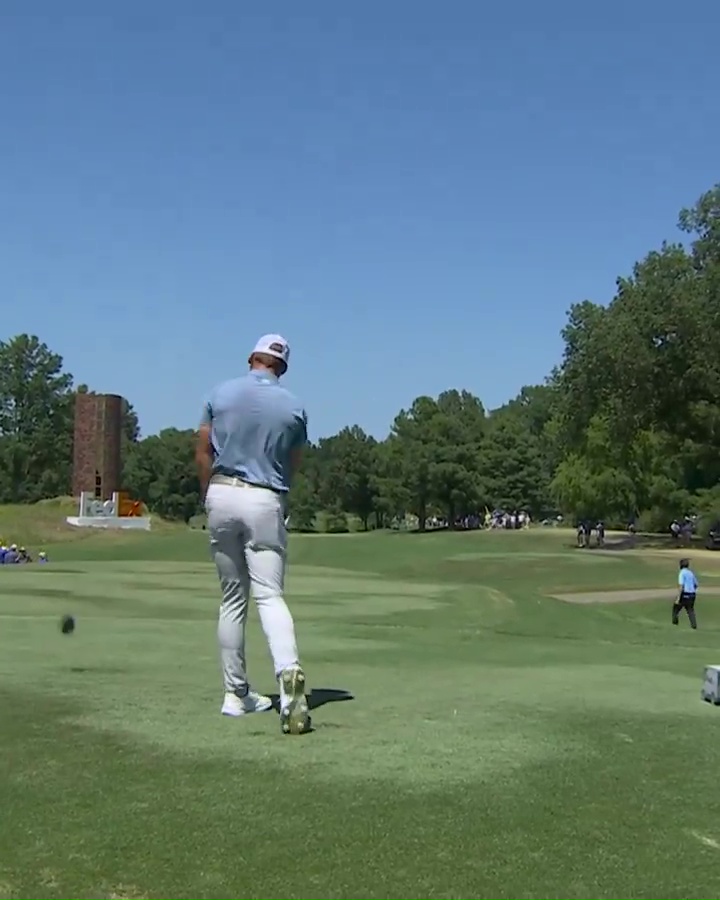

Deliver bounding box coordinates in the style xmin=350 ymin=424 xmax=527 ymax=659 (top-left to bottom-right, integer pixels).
xmin=268 ymin=687 xmax=354 ymax=713
xmin=607 ymin=534 xmax=714 ymax=552
xmin=567 ymin=534 xmax=716 ymax=553
xmin=69 ymin=665 xmax=131 ymax=675
xmin=400 ymin=527 xmax=486 ymax=536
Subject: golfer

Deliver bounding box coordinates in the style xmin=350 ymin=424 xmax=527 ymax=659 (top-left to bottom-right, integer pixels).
xmin=673 ymin=558 xmax=699 ymax=630
xmin=196 ymin=333 xmax=310 ymax=735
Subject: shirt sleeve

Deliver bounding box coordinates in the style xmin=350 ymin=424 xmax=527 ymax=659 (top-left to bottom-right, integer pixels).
xmin=678 ymin=572 xmax=684 ymax=587
xmin=199 ymin=395 xmax=213 ymax=427
xmin=292 ymin=406 xmax=308 ymax=448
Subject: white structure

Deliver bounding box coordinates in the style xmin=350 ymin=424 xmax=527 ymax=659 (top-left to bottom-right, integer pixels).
xmin=701 ymin=665 xmax=720 ymax=705
xmin=66 ymin=492 xmax=152 ymax=531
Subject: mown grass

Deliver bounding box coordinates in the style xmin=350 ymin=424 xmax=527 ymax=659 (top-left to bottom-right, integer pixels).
xmin=2 ymin=524 xmax=720 ymax=898
xmin=0 ymin=499 xmax=184 ymax=551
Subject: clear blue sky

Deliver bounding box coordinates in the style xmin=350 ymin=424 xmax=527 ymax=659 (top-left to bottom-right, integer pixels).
xmin=1 ymin=2 xmax=718 ymax=441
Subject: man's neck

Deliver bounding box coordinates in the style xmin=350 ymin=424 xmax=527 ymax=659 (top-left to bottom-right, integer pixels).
xmin=250 ymin=364 xmax=278 ymax=378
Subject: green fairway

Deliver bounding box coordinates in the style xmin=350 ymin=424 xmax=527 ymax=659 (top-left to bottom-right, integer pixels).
xmin=2 ymin=528 xmax=720 ymax=899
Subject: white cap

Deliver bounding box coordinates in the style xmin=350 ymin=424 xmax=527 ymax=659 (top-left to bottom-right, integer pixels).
xmin=252 ymin=333 xmax=290 ymax=369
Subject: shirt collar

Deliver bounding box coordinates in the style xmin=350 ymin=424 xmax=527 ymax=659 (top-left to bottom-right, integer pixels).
xmin=249 ymin=369 xmax=278 ymax=384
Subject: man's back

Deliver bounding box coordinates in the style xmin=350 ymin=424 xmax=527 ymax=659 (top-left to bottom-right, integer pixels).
xmin=679 ymin=566 xmax=698 ymax=593
xmin=197 ymin=332 xmax=312 ymax=735
xmin=206 ymin=370 xmax=307 ymax=493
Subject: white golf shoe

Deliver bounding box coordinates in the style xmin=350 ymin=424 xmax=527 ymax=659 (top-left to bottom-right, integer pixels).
xmin=279 ymin=665 xmax=311 ymax=735
xmin=221 ymin=690 xmax=272 ymax=717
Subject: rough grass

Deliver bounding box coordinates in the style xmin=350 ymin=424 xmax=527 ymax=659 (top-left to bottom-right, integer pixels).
xmin=2 ymin=527 xmax=720 ymax=898
xmin=0 ymin=499 xmax=183 ymax=550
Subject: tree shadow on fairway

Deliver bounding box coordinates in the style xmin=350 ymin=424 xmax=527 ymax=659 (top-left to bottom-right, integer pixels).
xmin=593 ymin=534 xmax=707 ymax=552
xmin=572 ymin=536 xmax=639 ymax=551
xmin=267 ymin=687 xmax=354 ymax=714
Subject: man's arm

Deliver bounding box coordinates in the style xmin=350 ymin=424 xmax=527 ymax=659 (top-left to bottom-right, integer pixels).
xmin=289 ymin=445 xmax=303 ymax=480
xmin=289 ymin=407 xmax=308 ymax=481
xmin=196 ymin=402 xmax=214 ymax=502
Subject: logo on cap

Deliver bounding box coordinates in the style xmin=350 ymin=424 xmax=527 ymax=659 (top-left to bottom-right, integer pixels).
xmin=269 ymin=342 xmax=286 ymax=354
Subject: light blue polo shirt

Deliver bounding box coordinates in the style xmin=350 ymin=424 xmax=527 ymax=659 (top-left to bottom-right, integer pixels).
xmin=201 ymin=370 xmax=307 ymax=493
xmin=679 ymin=567 xmax=698 ymax=593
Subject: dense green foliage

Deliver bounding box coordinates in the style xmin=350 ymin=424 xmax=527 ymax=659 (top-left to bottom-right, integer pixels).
xmin=3 ymin=186 xmax=720 ymax=530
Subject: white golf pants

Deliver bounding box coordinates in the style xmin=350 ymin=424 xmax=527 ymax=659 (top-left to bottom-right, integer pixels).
xmin=205 ymin=478 xmax=300 ymax=696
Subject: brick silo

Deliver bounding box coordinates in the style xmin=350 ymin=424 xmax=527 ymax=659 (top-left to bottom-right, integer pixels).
xmin=72 ymin=393 xmax=124 ymax=500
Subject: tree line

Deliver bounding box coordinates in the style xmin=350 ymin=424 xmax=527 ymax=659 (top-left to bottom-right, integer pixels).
xmin=2 ymin=184 xmax=720 ymax=532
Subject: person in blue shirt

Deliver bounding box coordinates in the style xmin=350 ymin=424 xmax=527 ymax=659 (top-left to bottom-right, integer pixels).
xmin=673 ymin=558 xmax=699 ymax=629
xmin=196 ymin=333 xmax=311 ymax=736
xmin=4 ymin=544 xmax=20 ymax=564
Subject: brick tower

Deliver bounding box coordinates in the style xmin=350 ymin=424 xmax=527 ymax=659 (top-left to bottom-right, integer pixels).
xmin=72 ymin=393 xmax=124 ymax=500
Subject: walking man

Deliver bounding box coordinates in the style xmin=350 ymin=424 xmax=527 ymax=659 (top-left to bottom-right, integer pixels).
xmin=196 ymin=333 xmax=311 ymax=734
xmin=576 ymin=522 xmax=585 ymax=548
xmin=596 ymin=521 xmax=605 ymax=548
xmin=673 ymin=558 xmax=699 ymax=629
